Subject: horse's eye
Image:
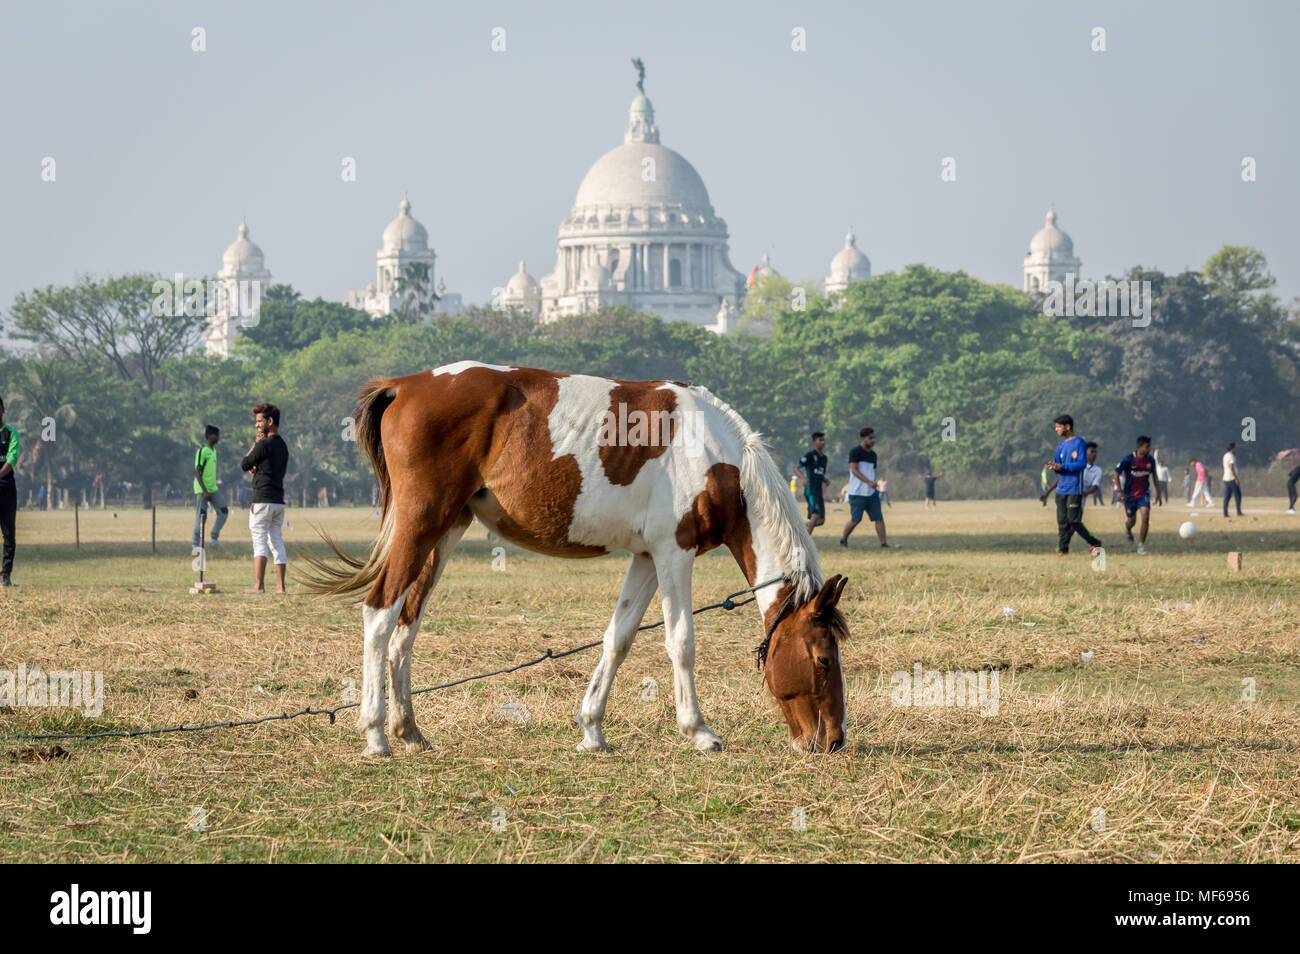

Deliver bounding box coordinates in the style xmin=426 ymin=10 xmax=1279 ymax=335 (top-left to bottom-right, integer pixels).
xmin=817 ymin=656 xmax=831 ymax=669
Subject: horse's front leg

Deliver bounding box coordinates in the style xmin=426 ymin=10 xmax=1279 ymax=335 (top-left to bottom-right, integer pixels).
xmin=655 ymin=550 xmax=723 ymax=752
xmin=577 ymin=553 xmax=658 ymax=752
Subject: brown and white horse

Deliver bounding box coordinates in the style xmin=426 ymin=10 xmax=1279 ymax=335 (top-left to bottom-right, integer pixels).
xmin=304 ymin=361 xmax=849 ymax=756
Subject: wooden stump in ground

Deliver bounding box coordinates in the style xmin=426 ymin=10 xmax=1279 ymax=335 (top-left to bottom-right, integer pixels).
xmin=1227 ymin=551 xmax=1243 ymax=572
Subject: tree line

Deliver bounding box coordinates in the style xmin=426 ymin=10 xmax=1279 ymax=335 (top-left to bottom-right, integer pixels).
xmin=3 ymin=245 xmax=1296 ymax=507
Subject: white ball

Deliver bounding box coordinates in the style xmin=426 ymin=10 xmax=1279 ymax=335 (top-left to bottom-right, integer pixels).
xmin=1179 ymin=521 xmax=1198 ymax=539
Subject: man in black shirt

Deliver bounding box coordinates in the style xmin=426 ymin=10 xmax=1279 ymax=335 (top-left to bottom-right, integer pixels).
xmin=923 ymin=470 xmax=945 ymax=509
xmin=797 ymin=431 xmax=828 ymax=532
xmin=241 ymin=402 xmax=290 ymax=594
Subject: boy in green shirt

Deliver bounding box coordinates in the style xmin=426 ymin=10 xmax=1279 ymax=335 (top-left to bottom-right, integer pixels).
xmin=192 ymin=425 xmax=229 ymax=549
xmin=0 ymin=397 xmax=18 ymax=585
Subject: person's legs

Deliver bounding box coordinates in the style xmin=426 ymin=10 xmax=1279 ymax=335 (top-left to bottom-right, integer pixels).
xmin=1223 ymin=480 xmax=1232 ymax=517
xmin=1233 ymin=480 xmax=1243 ymax=516
xmin=866 ymin=495 xmax=887 ymax=546
xmin=209 ymin=488 xmax=229 ymax=541
xmin=248 ymin=504 xmax=269 ymax=593
xmin=1056 ymin=493 xmax=1073 ymax=552
xmin=192 ymin=493 xmax=206 ymax=547
xmin=1067 ymin=494 xmax=1101 ymax=548
xmin=0 ymin=480 xmax=16 ymax=581
xmin=841 ymin=496 xmax=865 ymax=544
xmin=1288 ymin=467 xmax=1300 ymax=509
xmin=1138 ymin=506 xmax=1150 ymax=544
xmin=267 ymin=504 xmax=287 ymax=593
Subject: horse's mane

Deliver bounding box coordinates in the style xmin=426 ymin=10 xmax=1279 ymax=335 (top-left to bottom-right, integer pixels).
xmin=688 ymin=385 xmax=822 ymax=605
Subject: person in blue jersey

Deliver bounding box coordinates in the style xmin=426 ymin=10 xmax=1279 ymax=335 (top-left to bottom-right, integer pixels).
xmin=1114 ymin=435 xmax=1157 ymax=554
xmin=797 ymin=432 xmax=828 ymax=532
xmin=1046 ymin=414 xmax=1102 ymax=557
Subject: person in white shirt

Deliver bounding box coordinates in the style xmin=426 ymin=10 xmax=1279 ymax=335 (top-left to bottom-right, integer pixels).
xmin=1152 ymin=447 xmax=1171 ymax=506
xmin=1081 ymin=442 xmax=1104 ymax=507
xmin=1222 ymin=441 xmax=1243 ymax=517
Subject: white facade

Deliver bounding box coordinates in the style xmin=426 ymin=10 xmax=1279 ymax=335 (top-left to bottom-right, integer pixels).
xmin=344 ymin=194 xmax=441 ymax=318
xmin=537 ymin=87 xmax=746 ymax=332
xmin=1023 ymin=207 xmax=1081 ymax=292
xmin=500 ymin=259 xmax=542 ymax=316
xmin=205 ymin=218 xmax=272 ymax=357
xmin=825 ymin=227 xmax=871 ymax=295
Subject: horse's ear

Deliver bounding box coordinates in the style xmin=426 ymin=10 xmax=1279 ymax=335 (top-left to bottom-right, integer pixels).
xmin=813 ymin=574 xmax=844 ymax=618
xmin=833 ymin=575 xmax=848 ymax=605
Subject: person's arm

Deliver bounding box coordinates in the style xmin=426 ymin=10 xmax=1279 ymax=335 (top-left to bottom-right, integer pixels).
xmin=1040 ymin=477 xmax=1058 ymax=499
xmin=1057 ymin=447 xmax=1086 ymax=475
xmin=241 ymin=439 xmax=267 ymax=473
xmin=0 ymin=427 xmax=17 ymax=480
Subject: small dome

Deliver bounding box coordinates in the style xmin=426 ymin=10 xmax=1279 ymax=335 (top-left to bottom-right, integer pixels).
xmin=577 ymin=258 xmax=612 ymax=292
xmin=222 ymin=218 xmax=266 ymax=272
xmin=505 ymin=259 xmax=541 ymax=299
xmin=1027 ymin=207 xmax=1074 ymax=260
xmin=755 ymin=253 xmax=777 ymax=277
xmin=381 ymin=193 xmax=429 ymax=253
xmin=829 ymin=228 xmax=871 ymax=283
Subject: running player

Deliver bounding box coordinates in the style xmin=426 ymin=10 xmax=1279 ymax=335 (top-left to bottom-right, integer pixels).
xmin=1115 ymin=435 xmax=1157 ymax=554
xmin=797 ymin=431 xmax=828 ymax=532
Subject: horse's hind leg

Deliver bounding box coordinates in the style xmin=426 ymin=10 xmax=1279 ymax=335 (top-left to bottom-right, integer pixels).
xmin=358 ymin=519 xmax=448 ymax=757
xmin=387 ymin=508 xmax=472 ymax=753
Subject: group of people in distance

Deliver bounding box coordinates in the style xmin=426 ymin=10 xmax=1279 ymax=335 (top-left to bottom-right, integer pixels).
xmin=792 ymin=413 xmax=1266 ymax=557
xmin=794 ymin=426 xmax=942 ymax=551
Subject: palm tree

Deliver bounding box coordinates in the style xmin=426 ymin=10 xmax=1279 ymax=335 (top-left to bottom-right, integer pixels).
xmin=393 ymin=262 xmax=439 ymax=325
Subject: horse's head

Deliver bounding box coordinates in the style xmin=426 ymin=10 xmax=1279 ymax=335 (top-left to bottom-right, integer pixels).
xmin=757 ymin=574 xmax=849 ymax=753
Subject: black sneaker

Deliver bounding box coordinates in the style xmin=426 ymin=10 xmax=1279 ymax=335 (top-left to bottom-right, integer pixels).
xmin=1 ymin=575 xmax=11 ymax=587
xmin=838 ymin=538 xmax=847 ymax=548
xmin=1125 ymin=529 xmax=1134 ymax=542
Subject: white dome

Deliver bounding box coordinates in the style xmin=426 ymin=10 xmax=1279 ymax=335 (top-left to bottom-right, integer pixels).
xmin=829 ymin=228 xmax=871 ymax=283
xmin=504 ymin=259 xmax=540 ymax=298
xmin=1027 ymin=208 xmax=1074 ymax=260
xmin=755 ymin=253 xmax=777 ymax=277
xmin=572 ymin=142 xmax=712 ymax=213
xmin=382 ymin=193 xmax=429 ymax=252
xmin=222 ymin=218 xmax=265 ymax=272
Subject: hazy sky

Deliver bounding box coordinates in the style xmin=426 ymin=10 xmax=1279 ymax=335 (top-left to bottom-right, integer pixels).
xmin=2 ymin=0 xmax=1297 ymax=319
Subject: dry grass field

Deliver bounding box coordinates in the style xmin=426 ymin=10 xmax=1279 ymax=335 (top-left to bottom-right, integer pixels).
xmin=2 ymin=497 xmax=1298 ymax=862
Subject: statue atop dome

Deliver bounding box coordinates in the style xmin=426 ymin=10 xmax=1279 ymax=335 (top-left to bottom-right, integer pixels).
xmin=632 ymin=57 xmax=645 ymax=94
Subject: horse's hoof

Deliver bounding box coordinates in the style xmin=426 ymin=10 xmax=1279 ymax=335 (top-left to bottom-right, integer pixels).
xmin=361 ymin=743 xmax=391 ymax=758
xmin=693 ymin=732 xmax=724 ymax=752
xmin=403 ymin=737 xmax=432 ymax=754
xmin=576 ymin=738 xmax=608 ymax=753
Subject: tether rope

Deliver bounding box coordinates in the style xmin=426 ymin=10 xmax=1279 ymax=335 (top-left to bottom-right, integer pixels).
xmin=1 ymin=576 xmax=785 ymax=745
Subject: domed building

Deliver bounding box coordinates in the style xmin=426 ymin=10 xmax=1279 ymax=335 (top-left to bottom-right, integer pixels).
xmin=824 ymin=227 xmax=871 ymax=295
xmin=206 ymin=218 xmax=272 ymax=357
xmin=1022 ymin=207 xmax=1081 ymax=292
xmin=538 ymin=76 xmax=746 ymax=332
xmin=752 ymin=253 xmax=778 ymax=282
xmin=500 ymin=259 xmax=542 ymax=316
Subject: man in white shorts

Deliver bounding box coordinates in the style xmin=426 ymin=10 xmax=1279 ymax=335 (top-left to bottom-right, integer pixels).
xmin=240 ymin=402 xmax=291 ymax=594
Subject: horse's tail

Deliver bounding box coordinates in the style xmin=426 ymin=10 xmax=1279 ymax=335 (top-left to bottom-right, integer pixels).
xmin=299 ymin=377 xmax=399 ymax=597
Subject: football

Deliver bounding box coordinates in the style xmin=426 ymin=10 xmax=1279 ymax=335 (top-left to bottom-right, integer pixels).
xmin=1179 ymin=521 xmax=1198 ymax=539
